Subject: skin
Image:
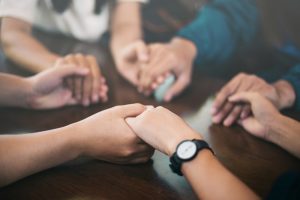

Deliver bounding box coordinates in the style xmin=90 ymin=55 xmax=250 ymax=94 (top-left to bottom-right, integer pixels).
xmin=229 ymin=92 xmax=300 ymax=158
xmin=0 ymin=61 xmax=91 ymax=109
xmin=0 ymin=18 xmax=108 ymax=106
xmin=110 ymin=2 xmax=148 ymax=86
xmin=0 ymin=103 xmax=154 ymax=187
xmin=211 ymin=73 xmax=296 ymax=127
xmin=136 ymin=38 xmax=197 ymax=101
xmin=126 ymin=106 xmax=259 ymax=200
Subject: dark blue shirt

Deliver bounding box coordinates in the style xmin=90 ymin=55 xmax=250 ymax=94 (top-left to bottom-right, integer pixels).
xmin=177 ymin=0 xmax=300 ymax=110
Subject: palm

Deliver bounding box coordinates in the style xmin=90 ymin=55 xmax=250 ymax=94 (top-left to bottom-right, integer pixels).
xmin=33 ymin=87 xmax=76 ymax=109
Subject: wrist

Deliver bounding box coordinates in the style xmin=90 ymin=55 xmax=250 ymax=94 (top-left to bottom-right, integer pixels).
xmin=61 ymin=123 xmax=85 ymax=158
xmin=264 ymin=113 xmax=284 ymax=142
xmin=273 ymin=80 xmax=296 ymax=109
xmin=20 ymin=77 xmax=36 ymax=109
xmin=166 ymin=129 xmax=202 ymax=157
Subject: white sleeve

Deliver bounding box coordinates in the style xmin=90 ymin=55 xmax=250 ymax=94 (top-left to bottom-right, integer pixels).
xmin=0 ymin=0 xmax=38 ymax=23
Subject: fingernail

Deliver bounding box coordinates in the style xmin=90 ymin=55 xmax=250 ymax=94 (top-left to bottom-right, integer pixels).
xmin=212 ymin=116 xmax=220 ymax=124
xmin=211 ymin=107 xmax=217 ymax=115
xmin=93 ymin=94 xmax=99 ymax=103
xmin=164 ymin=94 xmax=172 ymax=102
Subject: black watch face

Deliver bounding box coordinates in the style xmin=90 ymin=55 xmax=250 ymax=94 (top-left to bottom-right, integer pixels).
xmin=177 ymin=141 xmax=197 ymax=160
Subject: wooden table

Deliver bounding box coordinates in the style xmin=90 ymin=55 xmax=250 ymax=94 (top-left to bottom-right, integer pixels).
xmin=0 ymin=30 xmax=299 ymax=200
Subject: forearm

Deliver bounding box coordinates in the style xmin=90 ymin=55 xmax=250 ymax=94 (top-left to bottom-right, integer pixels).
xmin=0 ymin=73 xmax=32 ymax=108
xmin=1 ymin=18 xmax=60 ymax=72
xmin=182 ymin=150 xmax=260 ymax=200
xmin=0 ymin=125 xmax=79 ymax=187
xmin=267 ymin=114 xmax=300 ymax=158
xmin=110 ymin=3 xmax=143 ymax=57
xmin=2 ymin=31 xmax=59 ymax=72
xmin=165 ymin=129 xmax=259 ymax=200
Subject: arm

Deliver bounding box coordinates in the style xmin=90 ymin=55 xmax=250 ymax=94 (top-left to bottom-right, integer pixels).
xmin=267 ymin=114 xmax=300 ymax=158
xmin=110 ymin=1 xmax=150 ymax=85
xmin=110 ymin=1 xmax=143 ymax=60
xmin=0 ymin=126 xmax=79 ymax=187
xmin=0 ymin=64 xmax=90 ymax=109
xmin=229 ymin=92 xmax=300 ymax=158
xmin=177 ymin=0 xmax=259 ymax=65
xmin=182 ymin=150 xmax=259 ymax=200
xmin=0 ymin=73 xmax=32 ymax=108
xmin=1 ymin=17 xmax=60 ymax=72
xmin=0 ymin=104 xmax=154 ymax=187
xmin=127 ymin=107 xmax=259 ymax=200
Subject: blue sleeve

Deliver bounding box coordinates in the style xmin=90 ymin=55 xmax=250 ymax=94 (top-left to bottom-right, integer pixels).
xmin=282 ymin=64 xmax=300 ymax=110
xmin=177 ymin=0 xmax=259 ymax=65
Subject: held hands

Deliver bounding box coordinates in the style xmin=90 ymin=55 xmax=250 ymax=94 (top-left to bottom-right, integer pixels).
xmin=126 ymin=106 xmax=201 ymax=156
xmin=228 ymin=92 xmax=280 ymax=140
xmin=115 ymin=38 xmax=197 ymax=102
xmin=71 ymin=104 xmax=154 ymax=164
xmin=211 ymin=73 xmax=295 ymax=127
xmin=55 ymin=54 xmax=108 ymax=107
xmin=26 ymin=61 xmax=91 ymax=109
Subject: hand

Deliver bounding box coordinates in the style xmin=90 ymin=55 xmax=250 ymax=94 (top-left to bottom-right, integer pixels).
xmin=73 ymin=104 xmax=154 ymax=164
xmin=126 ymin=106 xmax=201 ymax=156
xmin=211 ymin=73 xmax=286 ymax=127
xmin=114 ymin=40 xmax=149 ymax=85
xmin=26 ymin=61 xmax=90 ymax=109
xmin=58 ymin=54 xmax=108 ymax=106
xmin=137 ymin=37 xmax=197 ymax=101
xmin=229 ymin=92 xmax=280 ymax=140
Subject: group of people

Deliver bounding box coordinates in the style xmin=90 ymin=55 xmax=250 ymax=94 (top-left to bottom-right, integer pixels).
xmin=0 ymin=0 xmax=299 ymax=199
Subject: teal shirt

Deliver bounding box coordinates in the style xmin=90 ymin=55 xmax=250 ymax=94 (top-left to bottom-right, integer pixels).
xmin=177 ymin=0 xmax=300 ymax=110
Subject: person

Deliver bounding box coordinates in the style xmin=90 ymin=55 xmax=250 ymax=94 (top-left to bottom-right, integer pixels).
xmin=126 ymin=92 xmax=300 ymax=200
xmin=121 ymin=0 xmax=300 ymax=115
xmin=0 ymin=0 xmax=148 ymax=106
xmin=0 ymin=65 xmax=154 ymax=187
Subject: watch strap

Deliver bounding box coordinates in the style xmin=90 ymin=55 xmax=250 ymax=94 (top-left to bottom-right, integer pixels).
xmin=169 ymin=139 xmax=214 ymax=176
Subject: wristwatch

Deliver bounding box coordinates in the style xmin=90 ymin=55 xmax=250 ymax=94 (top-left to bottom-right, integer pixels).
xmin=169 ymin=139 xmax=214 ymax=176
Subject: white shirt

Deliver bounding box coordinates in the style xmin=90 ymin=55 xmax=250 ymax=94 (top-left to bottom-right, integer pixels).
xmin=0 ymin=0 xmax=147 ymax=41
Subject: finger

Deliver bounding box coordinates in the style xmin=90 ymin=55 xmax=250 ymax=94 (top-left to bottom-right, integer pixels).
xmin=135 ymin=41 xmax=150 ymax=62
xmin=139 ymin=49 xmax=172 ymax=92
xmin=223 ymin=105 xmax=243 ymax=127
xmin=50 ymin=64 xmax=89 ymax=78
xmin=212 ymin=102 xmax=234 ymax=124
xmin=164 ymin=75 xmax=189 ymax=102
xmin=211 ymin=75 xmax=243 ymax=115
xmin=228 ymin=92 xmax=259 ymax=105
xmin=123 ymin=40 xmax=149 ymax=62
xmin=65 ymin=55 xmax=82 ymax=101
xmin=241 ymin=105 xmax=251 ymax=119
xmin=116 ymin=103 xmax=147 ymax=118
xmin=86 ymin=55 xmax=103 ymax=103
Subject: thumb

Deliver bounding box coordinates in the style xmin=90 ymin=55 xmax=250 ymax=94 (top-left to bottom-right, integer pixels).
xmin=123 ymin=41 xmax=149 ymax=62
xmin=125 ymin=117 xmax=136 ymax=128
xmin=135 ymin=41 xmax=149 ymax=62
xmin=237 ymin=117 xmax=264 ymax=138
xmin=164 ymin=75 xmax=189 ymax=102
xmin=116 ymin=103 xmax=147 ymax=118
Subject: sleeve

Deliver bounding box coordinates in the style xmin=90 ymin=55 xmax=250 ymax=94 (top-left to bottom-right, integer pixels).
xmin=177 ymin=0 xmax=259 ymax=65
xmin=267 ymin=171 xmax=300 ymax=200
xmin=282 ymin=64 xmax=300 ymax=110
xmin=0 ymin=0 xmax=38 ymax=23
